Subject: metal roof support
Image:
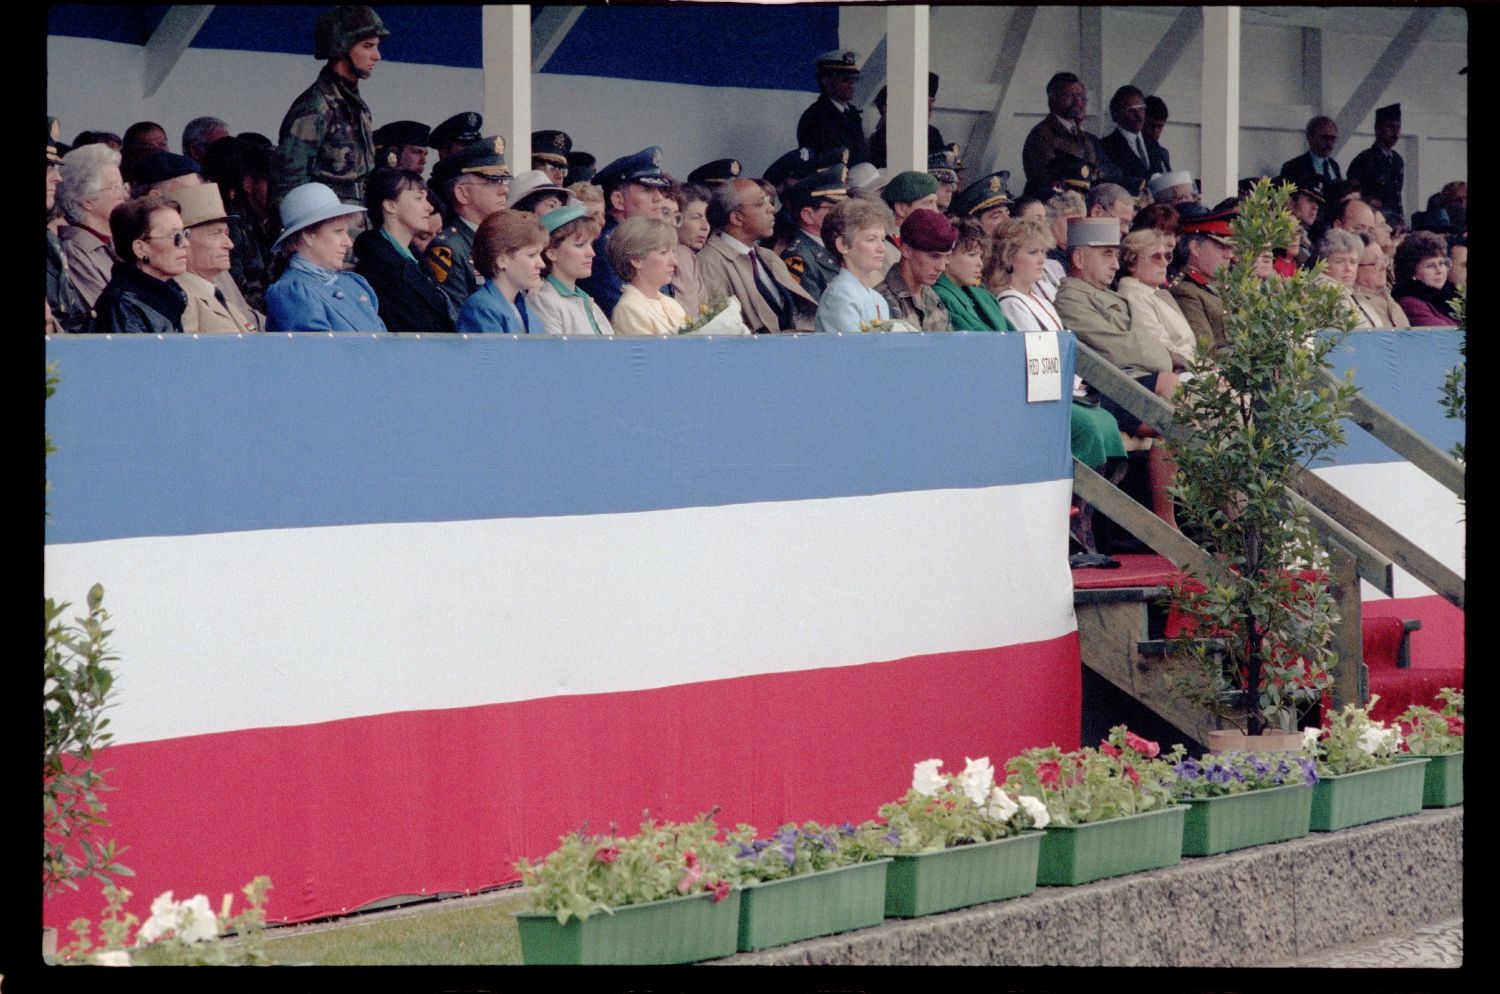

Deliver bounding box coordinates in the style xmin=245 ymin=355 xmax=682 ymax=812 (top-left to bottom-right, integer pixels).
xmin=885 ymin=5 xmax=929 ymax=176
xmin=1199 ymin=6 xmax=1240 ymax=207
xmin=143 ymin=6 xmax=214 ymax=99
xmin=853 ymin=36 xmax=887 ymax=110
xmin=532 ymin=6 xmax=584 ymax=72
xmin=1131 ymin=6 xmax=1201 ymax=99
xmin=483 ymin=5 xmax=531 ymax=175
xmin=966 ymin=7 xmax=1037 ymax=177
xmin=1329 ymin=6 xmax=1439 ymax=162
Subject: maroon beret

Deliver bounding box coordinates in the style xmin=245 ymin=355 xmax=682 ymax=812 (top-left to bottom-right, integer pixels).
xmin=900 ymin=208 xmax=958 ymax=252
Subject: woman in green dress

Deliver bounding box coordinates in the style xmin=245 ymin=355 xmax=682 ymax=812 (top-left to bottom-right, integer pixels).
xmin=931 ymin=219 xmax=1011 ymax=330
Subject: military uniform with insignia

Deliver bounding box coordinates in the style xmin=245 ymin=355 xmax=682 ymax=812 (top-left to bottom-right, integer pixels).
xmin=531 ymin=129 xmax=572 ymax=185
xmin=1167 ymin=209 xmax=1235 ymax=352
xmin=797 ymin=50 xmax=870 ymax=166
xmin=779 ymin=165 xmax=848 ymax=301
xmin=373 ymin=120 xmax=431 ymax=174
xmin=271 ymin=6 xmax=388 ymax=214
xmin=952 ymin=171 xmax=1014 ymax=235
xmin=421 ymin=136 xmax=511 ymax=312
xmin=687 ymin=158 xmax=741 ymax=187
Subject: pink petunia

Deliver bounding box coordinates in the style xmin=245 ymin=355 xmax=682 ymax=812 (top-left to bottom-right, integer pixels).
xmin=1125 ymin=732 xmax=1160 ymax=758
xmin=593 ymin=846 xmax=621 ymax=863
xmin=707 ymin=879 xmax=731 ymax=902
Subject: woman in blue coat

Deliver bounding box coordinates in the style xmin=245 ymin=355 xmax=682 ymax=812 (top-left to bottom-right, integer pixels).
xmin=266 ymin=182 xmax=387 ymax=332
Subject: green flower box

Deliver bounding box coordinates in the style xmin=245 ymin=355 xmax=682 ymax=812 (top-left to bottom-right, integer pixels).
xmin=736 ymin=859 xmax=890 ymax=951
xmin=514 ymin=888 xmax=741 ymax=965
xmin=1180 ymin=783 xmax=1313 ymax=856
xmin=1037 ymin=806 xmax=1185 ymax=885
xmin=1309 ymin=760 xmax=1427 ymax=831
xmin=1396 ymin=751 xmax=1463 ymax=807
xmin=884 ymin=832 xmax=1042 ymax=918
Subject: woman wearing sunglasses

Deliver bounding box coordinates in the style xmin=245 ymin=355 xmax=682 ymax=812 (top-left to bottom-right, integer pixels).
xmin=1114 ymin=227 xmax=1197 ymax=370
xmin=88 ymin=196 xmax=190 ymax=334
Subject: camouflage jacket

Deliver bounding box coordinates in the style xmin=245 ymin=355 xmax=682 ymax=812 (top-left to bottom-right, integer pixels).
xmin=227 ymin=212 xmax=274 ymax=315
xmin=272 ymin=64 xmax=375 ymax=211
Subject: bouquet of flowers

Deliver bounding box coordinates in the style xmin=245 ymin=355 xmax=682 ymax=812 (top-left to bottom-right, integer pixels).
xmin=1303 ymin=697 xmax=1403 ymax=776
xmin=728 ymin=820 xmax=894 ymax=882
xmin=1168 ymin=746 xmax=1318 ymax=799
xmin=1395 ymin=688 xmax=1464 ymax=756
xmin=1004 ymin=726 xmax=1178 ymax=825
xmin=514 ymin=810 xmax=739 ymax=923
xmin=676 ymin=296 xmax=750 ymax=336
xmin=878 ymin=756 xmax=1049 ymax=853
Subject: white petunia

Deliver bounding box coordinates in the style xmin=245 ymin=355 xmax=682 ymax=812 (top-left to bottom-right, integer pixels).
xmin=1303 ymin=726 xmax=1322 ymax=749
xmin=93 ymin=950 xmax=132 ymax=967
xmin=1018 ymin=795 xmax=1051 ymax=829
xmin=957 ymin=756 xmax=996 ymax=806
xmin=912 ymin=758 xmax=945 ymax=797
xmin=1357 ymin=726 xmax=1395 ymax=756
xmin=983 ymin=786 xmax=1019 ymax=822
xmin=136 ymin=891 xmax=219 ymax=946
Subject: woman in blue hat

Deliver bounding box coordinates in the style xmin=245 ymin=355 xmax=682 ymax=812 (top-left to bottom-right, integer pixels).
xmin=265 ymin=182 xmax=386 ymax=332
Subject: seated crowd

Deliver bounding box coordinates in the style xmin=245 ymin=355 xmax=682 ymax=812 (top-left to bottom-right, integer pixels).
xmin=43 ymin=12 xmax=1467 ymax=558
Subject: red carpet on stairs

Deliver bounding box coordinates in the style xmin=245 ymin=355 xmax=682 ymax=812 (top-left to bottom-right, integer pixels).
xmin=1073 ymin=558 xmax=1464 ymax=722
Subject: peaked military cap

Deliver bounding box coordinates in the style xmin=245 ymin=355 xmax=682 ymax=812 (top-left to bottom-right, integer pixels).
xmin=783 ymin=165 xmax=849 ymax=212
xmin=592 ymin=146 xmax=671 ymax=190
xmin=373 ymin=120 xmax=431 ymax=149
xmin=687 ymin=159 xmax=742 ymax=186
xmin=763 ymin=147 xmax=816 ymax=187
xmin=1046 ymin=151 xmax=1094 ymax=191
xmin=430 ymin=112 xmax=483 ymax=150
xmin=1285 ymin=175 xmax=1325 ymax=204
xmin=429 ymin=136 xmax=510 ymax=185
xmin=880 ymin=170 xmax=939 ymax=207
xmin=565 ymin=150 xmax=596 ymax=183
xmin=531 ymin=130 xmax=573 ymax=166
xmin=815 ymin=49 xmax=861 ymax=73
xmin=1180 ymin=206 xmax=1238 ymax=243
xmin=951 ymin=172 xmax=1012 ymax=218
xmin=1375 ymin=103 xmax=1401 ymax=124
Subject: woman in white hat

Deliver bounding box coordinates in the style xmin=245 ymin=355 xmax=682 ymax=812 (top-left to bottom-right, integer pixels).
xmin=265 ymin=182 xmax=386 ymax=332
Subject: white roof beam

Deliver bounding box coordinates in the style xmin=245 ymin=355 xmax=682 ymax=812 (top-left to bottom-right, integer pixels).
xmin=143 ymin=6 xmax=214 ymax=99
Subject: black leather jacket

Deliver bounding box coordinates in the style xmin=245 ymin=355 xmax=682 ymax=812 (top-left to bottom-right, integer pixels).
xmin=89 ymin=261 xmax=188 ymax=334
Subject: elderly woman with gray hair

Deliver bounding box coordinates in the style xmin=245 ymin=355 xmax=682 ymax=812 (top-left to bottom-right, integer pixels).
xmin=58 ymin=143 xmax=130 ymax=305
xmin=1314 ymin=227 xmax=1371 ymax=329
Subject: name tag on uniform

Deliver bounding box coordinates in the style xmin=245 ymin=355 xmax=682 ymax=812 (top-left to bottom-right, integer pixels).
xmin=1024 ymin=332 xmax=1062 ymax=402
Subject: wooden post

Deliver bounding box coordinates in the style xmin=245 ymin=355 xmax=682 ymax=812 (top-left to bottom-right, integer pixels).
xmin=1327 ymin=538 xmax=1366 ymax=711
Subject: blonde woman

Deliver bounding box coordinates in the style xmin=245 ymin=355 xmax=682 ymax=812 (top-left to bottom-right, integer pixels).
xmin=607 ymin=216 xmax=686 ymax=336
xmin=1114 ymin=228 xmax=1197 ymax=368
xmin=986 ymin=216 xmax=1064 ymax=331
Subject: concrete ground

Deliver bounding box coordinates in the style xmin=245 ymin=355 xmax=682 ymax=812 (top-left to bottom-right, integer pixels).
xmin=1271 ymin=916 xmax=1462 ymax=968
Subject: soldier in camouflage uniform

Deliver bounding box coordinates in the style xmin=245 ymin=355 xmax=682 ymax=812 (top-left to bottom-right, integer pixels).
xmin=779 ymin=165 xmax=847 ymax=303
xmin=272 ymin=5 xmax=388 ymax=230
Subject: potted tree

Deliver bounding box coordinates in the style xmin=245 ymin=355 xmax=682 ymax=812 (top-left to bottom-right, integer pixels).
xmin=1166 ymin=180 xmax=1360 ymax=744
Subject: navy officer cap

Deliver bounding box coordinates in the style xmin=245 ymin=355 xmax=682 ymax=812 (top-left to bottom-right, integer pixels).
xmin=592 ymin=146 xmax=672 ymax=190
xmin=429 ymin=112 xmax=483 ymax=150
xmin=531 ymin=130 xmax=573 ymax=166
xmin=565 ymin=150 xmax=596 ymax=183
xmin=688 ymin=158 xmax=742 ymax=186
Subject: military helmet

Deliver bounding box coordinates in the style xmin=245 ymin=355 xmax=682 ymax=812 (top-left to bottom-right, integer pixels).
xmin=315 ymin=5 xmax=389 ymax=61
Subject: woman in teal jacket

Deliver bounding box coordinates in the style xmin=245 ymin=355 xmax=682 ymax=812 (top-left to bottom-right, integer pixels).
xmin=931 ymin=219 xmax=1011 ymax=331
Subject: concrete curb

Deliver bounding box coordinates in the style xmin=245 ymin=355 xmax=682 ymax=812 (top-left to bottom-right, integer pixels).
xmin=712 ymin=807 xmax=1462 ymax=966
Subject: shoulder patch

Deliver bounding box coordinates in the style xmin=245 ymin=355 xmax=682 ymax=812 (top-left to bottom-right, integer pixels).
xmin=427 ymin=246 xmax=453 ymax=283
xmin=783 ymin=254 xmax=806 ymax=281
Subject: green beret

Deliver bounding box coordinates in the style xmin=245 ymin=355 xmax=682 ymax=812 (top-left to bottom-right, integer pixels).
xmin=880 ymin=170 xmax=939 ymax=207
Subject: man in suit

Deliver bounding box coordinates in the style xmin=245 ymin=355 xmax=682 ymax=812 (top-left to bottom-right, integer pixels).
xmin=1022 ymin=72 xmax=1106 ymax=198
xmin=1143 ymin=96 xmax=1172 ymax=171
xmin=796 ymin=50 xmax=870 ymax=167
xmin=1099 ymin=85 xmax=1168 ymax=195
xmin=697 ymin=178 xmax=817 ymax=333
xmin=1280 ymin=116 xmax=1342 ymax=188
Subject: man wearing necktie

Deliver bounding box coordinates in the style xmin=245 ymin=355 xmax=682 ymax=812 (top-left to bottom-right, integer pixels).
xmin=1099 ymin=84 xmax=1167 ymax=195
xmin=696 ymin=179 xmax=818 ymax=333
xmin=1280 ymin=116 xmax=1342 ymax=191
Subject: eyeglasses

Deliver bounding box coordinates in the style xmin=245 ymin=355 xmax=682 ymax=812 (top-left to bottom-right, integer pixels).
xmin=141 ymin=230 xmax=189 ymax=247
xmin=1357 ymin=260 xmax=1386 ymax=269
xmin=1121 ymin=103 xmax=1146 ymax=113
xmin=1147 ymin=251 xmax=1171 ymax=261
